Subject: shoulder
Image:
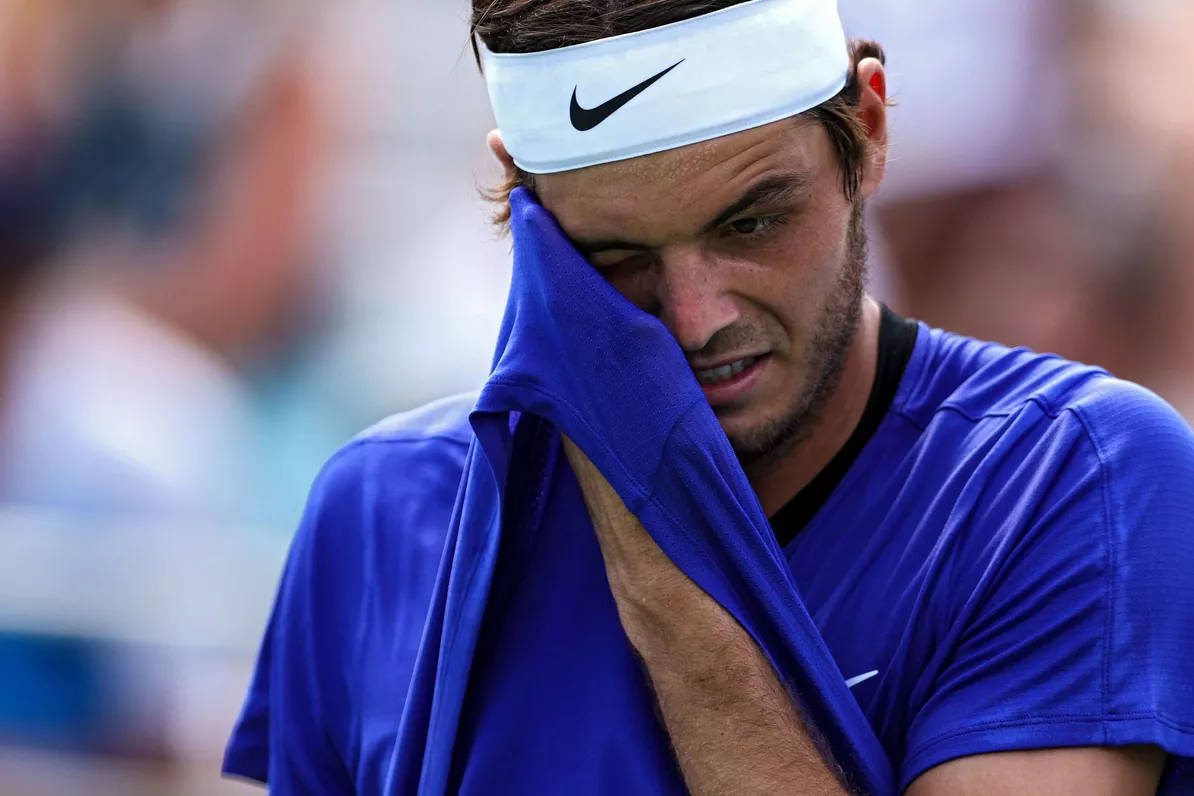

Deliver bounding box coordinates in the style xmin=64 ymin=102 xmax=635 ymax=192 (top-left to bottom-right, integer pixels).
xmin=890 ymin=332 xmax=1194 ymax=784
xmin=886 ymin=327 xmax=1194 ymax=668
xmin=298 ymin=390 xmax=477 ymax=571
xmin=310 ymin=392 xmax=476 ymax=511
xmin=1063 ymin=376 xmax=1194 ymax=486
xmin=898 ymin=324 xmax=1111 ymax=427
xmin=222 ymin=393 xmax=478 ymax=785
xmin=267 ymin=390 xmax=479 ymax=658
xmin=352 ymin=391 xmax=477 ymax=448
xmin=279 ymin=388 xmax=477 ymax=598
xmin=896 ymin=324 xmax=1194 ymax=534
xmin=900 ymin=322 xmax=1194 ymax=477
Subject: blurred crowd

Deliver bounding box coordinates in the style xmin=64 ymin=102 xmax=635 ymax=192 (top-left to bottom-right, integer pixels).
xmin=842 ymin=0 xmax=1194 ymax=418
xmin=0 ymin=0 xmax=335 ymax=519
xmin=0 ymin=0 xmax=1191 ymax=792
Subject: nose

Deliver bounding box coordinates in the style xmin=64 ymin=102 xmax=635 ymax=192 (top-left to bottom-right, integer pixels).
xmin=654 ymin=247 xmax=739 ymax=353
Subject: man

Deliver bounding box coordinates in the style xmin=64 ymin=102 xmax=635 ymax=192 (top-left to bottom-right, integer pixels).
xmin=224 ymin=0 xmax=1194 ymax=792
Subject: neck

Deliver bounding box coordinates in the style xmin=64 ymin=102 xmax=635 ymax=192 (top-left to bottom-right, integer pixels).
xmin=745 ymin=295 xmax=882 ymax=517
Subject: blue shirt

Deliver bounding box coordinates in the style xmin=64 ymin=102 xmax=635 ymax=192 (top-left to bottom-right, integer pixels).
xmin=226 ymin=190 xmax=1194 ymax=794
xmin=225 ymin=324 xmax=1194 ymax=793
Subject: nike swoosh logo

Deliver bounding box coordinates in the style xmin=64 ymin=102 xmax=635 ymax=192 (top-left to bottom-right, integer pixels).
xmin=845 ymin=670 xmax=879 ymax=689
xmin=570 ymin=60 xmax=685 ymax=132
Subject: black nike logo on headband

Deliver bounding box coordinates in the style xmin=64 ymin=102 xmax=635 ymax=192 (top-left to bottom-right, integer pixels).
xmin=569 ymin=59 xmax=685 ymax=132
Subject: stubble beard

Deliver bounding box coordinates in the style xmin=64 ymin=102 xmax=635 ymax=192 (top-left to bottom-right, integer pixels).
xmin=728 ymin=200 xmax=868 ymax=466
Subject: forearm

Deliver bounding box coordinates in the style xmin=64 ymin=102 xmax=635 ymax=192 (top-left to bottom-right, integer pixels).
xmin=562 ymin=437 xmax=850 ymax=796
xmin=618 ymin=560 xmax=848 ymax=796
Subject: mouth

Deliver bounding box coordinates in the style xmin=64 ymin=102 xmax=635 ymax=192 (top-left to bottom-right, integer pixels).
xmin=693 ymin=354 xmax=771 ymax=406
xmin=694 ymin=355 xmax=761 ymax=385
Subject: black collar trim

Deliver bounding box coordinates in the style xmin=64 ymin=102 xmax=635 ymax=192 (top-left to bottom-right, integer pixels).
xmin=768 ymin=305 xmax=918 ymax=547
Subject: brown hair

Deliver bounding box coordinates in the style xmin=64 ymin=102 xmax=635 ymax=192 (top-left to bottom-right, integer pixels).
xmin=470 ymin=0 xmax=886 ymax=227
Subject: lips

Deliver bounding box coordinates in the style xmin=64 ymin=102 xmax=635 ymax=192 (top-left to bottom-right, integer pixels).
xmin=694 ymin=356 xmax=760 ymax=386
xmin=692 ymin=354 xmax=771 ymax=407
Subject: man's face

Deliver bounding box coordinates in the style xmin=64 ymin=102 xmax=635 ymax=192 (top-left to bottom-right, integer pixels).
xmin=532 ymin=117 xmax=869 ymax=461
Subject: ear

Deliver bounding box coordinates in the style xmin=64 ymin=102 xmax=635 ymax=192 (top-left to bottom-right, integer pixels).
xmin=487 ymin=129 xmax=518 ymax=181
xmin=855 ymin=58 xmax=888 ymax=200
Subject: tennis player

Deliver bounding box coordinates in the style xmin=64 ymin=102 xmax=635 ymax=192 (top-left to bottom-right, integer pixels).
xmin=224 ymin=0 xmax=1194 ymax=792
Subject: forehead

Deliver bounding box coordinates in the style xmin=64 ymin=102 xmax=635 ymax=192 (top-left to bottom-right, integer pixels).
xmin=531 ymin=116 xmax=832 ymax=245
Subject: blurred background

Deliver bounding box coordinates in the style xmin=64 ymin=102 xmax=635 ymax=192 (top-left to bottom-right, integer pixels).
xmin=0 ymin=0 xmax=1190 ymax=792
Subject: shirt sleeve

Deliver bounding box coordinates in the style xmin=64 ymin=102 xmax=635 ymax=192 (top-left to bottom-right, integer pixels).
xmin=900 ymin=379 xmax=1194 ymax=789
xmin=222 ymin=446 xmax=369 ymax=792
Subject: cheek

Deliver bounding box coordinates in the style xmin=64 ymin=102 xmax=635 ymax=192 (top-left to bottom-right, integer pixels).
xmin=736 ymin=215 xmax=848 ymax=327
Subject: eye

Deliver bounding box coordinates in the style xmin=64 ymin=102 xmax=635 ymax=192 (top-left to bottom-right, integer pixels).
xmin=590 ymin=252 xmax=654 ymax=279
xmin=725 ymin=214 xmax=789 ymax=238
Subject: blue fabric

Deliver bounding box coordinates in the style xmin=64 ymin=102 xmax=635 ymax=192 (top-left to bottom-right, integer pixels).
xmin=783 ymin=333 xmax=1194 ymax=791
xmin=224 ymin=189 xmax=1194 ymax=794
xmin=392 ymin=187 xmax=891 ymax=794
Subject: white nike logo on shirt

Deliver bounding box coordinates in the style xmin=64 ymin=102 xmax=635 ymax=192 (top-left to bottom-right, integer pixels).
xmin=845 ymin=670 xmax=879 ymax=689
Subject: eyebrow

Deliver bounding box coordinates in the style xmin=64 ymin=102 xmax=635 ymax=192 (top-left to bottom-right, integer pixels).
xmin=574 ymin=171 xmax=814 ymax=255
xmin=700 ymin=171 xmax=813 ymax=234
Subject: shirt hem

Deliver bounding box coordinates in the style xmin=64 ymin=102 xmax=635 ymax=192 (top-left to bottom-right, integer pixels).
xmin=222 ymin=743 xmax=268 ymax=786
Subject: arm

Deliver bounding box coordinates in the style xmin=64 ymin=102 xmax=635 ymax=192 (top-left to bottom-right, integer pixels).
xmin=562 ymin=436 xmax=850 ymax=796
xmin=906 ymin=746 xmax=1166 ymax=795
xmin=562 ymin=436 xmax=1172 ymax=796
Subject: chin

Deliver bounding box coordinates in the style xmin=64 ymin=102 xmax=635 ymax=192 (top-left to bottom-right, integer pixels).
xmin=718 ymin=398 xmax=806 ymax=462
xmin=720 ymin=360 xmax=833 ymax=463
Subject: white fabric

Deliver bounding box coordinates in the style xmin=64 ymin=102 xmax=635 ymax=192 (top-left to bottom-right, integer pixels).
xmin=481 ymin=0 xmax=849 ymax=174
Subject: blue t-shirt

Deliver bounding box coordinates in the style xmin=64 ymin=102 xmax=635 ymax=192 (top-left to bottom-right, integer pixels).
xmin=225 ymin=323 xmax=1194 ymax=793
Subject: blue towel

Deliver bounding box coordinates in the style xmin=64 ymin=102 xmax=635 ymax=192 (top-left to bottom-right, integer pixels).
xmin=385 ymin=187 xmax=895 ymax=794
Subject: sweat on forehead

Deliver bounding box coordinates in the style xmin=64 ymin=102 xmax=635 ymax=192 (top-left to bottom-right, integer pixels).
xmin=574 ymin=115 xmax=820 ymax=181
xmin=532 ymin=116 xmax=822 ymax=204
xmin=533 ymin=118 xmax=831 ymax=250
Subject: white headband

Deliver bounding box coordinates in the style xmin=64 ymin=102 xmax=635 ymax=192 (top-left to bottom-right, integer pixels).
xmin=480 ymin=0 xmax=850 ymax=174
